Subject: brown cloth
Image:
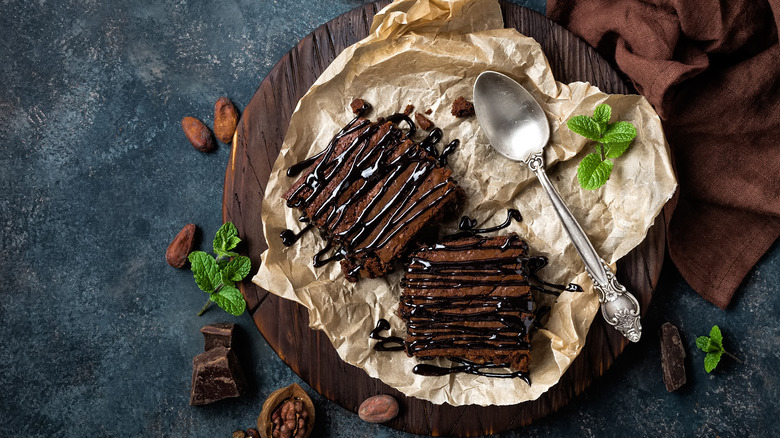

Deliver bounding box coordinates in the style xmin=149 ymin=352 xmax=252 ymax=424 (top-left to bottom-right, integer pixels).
xmin=548 ymin=0 xmax=780 ymax=308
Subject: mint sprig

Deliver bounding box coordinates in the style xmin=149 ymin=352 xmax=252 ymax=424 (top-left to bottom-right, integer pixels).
xmin=695 ymin=325 xmax=742 ymax=373
xmin=188 ymin=222 xmax=250 ymax=316
xmin=567 ymin=104 xmax=637 ymax=190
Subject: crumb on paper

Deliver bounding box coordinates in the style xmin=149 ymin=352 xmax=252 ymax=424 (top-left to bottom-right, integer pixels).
xmin=451 ymin=96 xmax=475 ymax=117
xmin=414 ymin=112 xmax=435 ymax=130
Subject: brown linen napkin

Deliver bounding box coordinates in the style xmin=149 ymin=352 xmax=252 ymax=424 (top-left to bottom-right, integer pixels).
xmin=548 ymin=0 xmax=780 ymax=309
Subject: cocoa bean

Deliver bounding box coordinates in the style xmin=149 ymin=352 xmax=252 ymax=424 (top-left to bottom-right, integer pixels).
xmin=165 ymin=224 xmax=196 ymax=268
xmin=358 ymin=394 xmax=399 ymax=423
xmin=213 ymin=97 xmax=239 ymax=143
xmin=182 ymin=116 xmax=216 ymax=152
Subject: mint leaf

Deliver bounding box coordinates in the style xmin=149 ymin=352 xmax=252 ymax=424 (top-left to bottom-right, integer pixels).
xmin=227 ymin=256 xmax=251 ymax=282
xmin=704 ymin=352 xmax=721 ymax=373
xmin=567 ymin=104 xmax=636 ymax=190
xmin=188 ymin=251 xmax=219 ymax=293
xmin=189 ymin=222 xmax=251 ymax=317
xmin=696 ymin=336 xmax=711 ymax=352
xmin=592 ymin=104 xmax=611 ymax=131
xmin=577 ymin=153 xmax=613 ymax=190
xmin=219 ymin=256 xmax=251 ymax=287
xmin=219 ymin=273 xmax=235 ymax=288
xmin=214 ymin=222 xmax=241 ymax=257
xmin=605 ymin=141 xmax=631 ymax=159
xmin=212 ymin=285 xmax=246 ymax=316
xmin=709 ymin=325 xmax=723 ymax=345
xmin=567 ymin=115 xmax=601 ymax=141
xmin=697 ymin=325 xmax=741 ymax=373
xmin=707 ymin=338 xmax=723 ymax=353
xmin=602 ymin=121 xmax=637 ymax=144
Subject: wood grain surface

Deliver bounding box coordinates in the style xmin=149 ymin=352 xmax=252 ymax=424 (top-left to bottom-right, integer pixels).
xmin=222 ymin=1 xmax=664 ymax=436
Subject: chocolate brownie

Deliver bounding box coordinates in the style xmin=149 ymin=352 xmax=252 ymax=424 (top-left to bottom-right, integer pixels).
xmin=400 ymin=234 xmax=534 ymax=374
xmin=283 ymin=112 xmax=463 ymax=282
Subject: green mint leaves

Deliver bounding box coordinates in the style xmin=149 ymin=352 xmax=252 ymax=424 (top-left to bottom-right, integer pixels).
xmin=696 ymin=325 xmax=742 ymax=373
xmin=577 ymin=154 xmax=614 ymax=191
xmin=188 ymin=222 xmax=250 ymax=316
xmin=213 ymin=222 xmax=241 ymax=258
xmin=567 ymin=104 xmax=637 ymax=190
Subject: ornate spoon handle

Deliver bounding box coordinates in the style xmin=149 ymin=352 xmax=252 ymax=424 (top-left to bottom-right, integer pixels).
xmin=528 ymin=153 xmax=642 ymax=342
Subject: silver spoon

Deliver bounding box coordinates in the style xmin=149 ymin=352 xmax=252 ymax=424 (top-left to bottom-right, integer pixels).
xmin=473 ymin=70 xmax=642 ymax=342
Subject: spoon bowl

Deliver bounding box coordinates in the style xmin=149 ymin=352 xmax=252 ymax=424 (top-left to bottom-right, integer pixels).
xmin=473 ymin=71 xmax=549 ymax=162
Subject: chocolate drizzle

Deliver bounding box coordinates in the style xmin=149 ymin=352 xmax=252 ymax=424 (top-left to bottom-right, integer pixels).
xmin=413 ymin=359 xmax=530 ymax=383
xmin=281 ymin=105 xmax=461 ymax=280
xmin=280 ymin=224 xmax=313 ymax=246
xmin=369 ymin=319 xmax=405 ymax=352
xmin=458 ymin=209 xmax=522 ymax=234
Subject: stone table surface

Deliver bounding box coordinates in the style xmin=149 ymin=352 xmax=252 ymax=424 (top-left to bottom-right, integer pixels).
xmin=1 ymin=0 xmax=777 ymax=437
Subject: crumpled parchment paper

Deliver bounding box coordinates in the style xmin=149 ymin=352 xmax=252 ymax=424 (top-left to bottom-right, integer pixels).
xmin=252 ymin=0 xmax=676 ymax=406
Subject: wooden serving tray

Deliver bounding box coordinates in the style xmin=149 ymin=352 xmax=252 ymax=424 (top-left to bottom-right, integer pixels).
xmin=222 ymin=1 xmax=664 ymax=436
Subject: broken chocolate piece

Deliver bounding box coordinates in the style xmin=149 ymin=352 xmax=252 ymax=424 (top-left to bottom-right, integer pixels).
xmin=451 ymin=96 xmax=475 ymax=118
xmin=403 ymin=104 xmax=415 ymax=115
xmin=190 ymin=346 xmax=247 ymax=405
xmin=660 ymin=322 xmax=686 ymax=392
xmin=414 ymin=112 xmax=434 ymax=131
xmin=425 ymin=108 xmax=432 ymax=115
xmin=200 ymin=322 xmax=236 ymax=351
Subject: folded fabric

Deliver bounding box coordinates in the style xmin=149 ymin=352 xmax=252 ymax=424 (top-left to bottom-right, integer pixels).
xmin=548 ymin=0 xmax=780 ymax=308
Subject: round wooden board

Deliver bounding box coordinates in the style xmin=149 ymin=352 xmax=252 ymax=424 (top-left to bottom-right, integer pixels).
xmin=223 ymin=1 xmax=665 ymax=436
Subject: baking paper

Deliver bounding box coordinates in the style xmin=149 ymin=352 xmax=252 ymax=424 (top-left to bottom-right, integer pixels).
xmin=252 ymin=0 xmax=676 ymax=406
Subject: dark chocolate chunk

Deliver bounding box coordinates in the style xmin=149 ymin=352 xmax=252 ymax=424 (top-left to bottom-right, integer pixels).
xmin=190 ymin=347 xmax=247 ymax=405
xmin=451 ymin=96 xmax=475 ymax=118
xmin=660 ymin=322 xmax=686 ymax=392
xmin=425 ymin=108 xmax=432 ymax=115
xmin=200 ymin=322 xmax=236 ymax=351
xmin=403 ymin=104 xmax=415 ymax=115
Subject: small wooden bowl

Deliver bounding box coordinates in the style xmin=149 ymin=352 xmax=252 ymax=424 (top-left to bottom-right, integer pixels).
xmin=257 ymin=383 xmax=315 ymax=438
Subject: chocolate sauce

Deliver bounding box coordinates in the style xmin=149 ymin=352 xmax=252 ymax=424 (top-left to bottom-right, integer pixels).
xmin=313 ymin=243 xmax=346 ymax=268
xmin=412 ymin=359 xmax=530 ymax=383
xmin=280 ymin=224 xmax=312 ymax=247
xmin=438 ymin=139 xmax=459 ymax=166
xmin=458 ymin=209 xmax=522 ymax=234
xmin=369 ymin=319 xmax=405 ymax=352
xmin=418 ymin=128 xmax=442 ymax=157
xmin=282 ymin=107 xmax=460 ymax=278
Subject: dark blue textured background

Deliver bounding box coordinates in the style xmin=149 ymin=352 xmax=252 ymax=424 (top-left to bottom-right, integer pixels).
xmin=1 ymin=0 xmax=777 ymax=436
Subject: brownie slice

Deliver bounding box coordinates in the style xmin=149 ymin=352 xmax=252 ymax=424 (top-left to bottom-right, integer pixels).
xmin=284 ymin=115 xmax=462 ymax=282
xmin=400 ymin=234 xmax=535 ymax=374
